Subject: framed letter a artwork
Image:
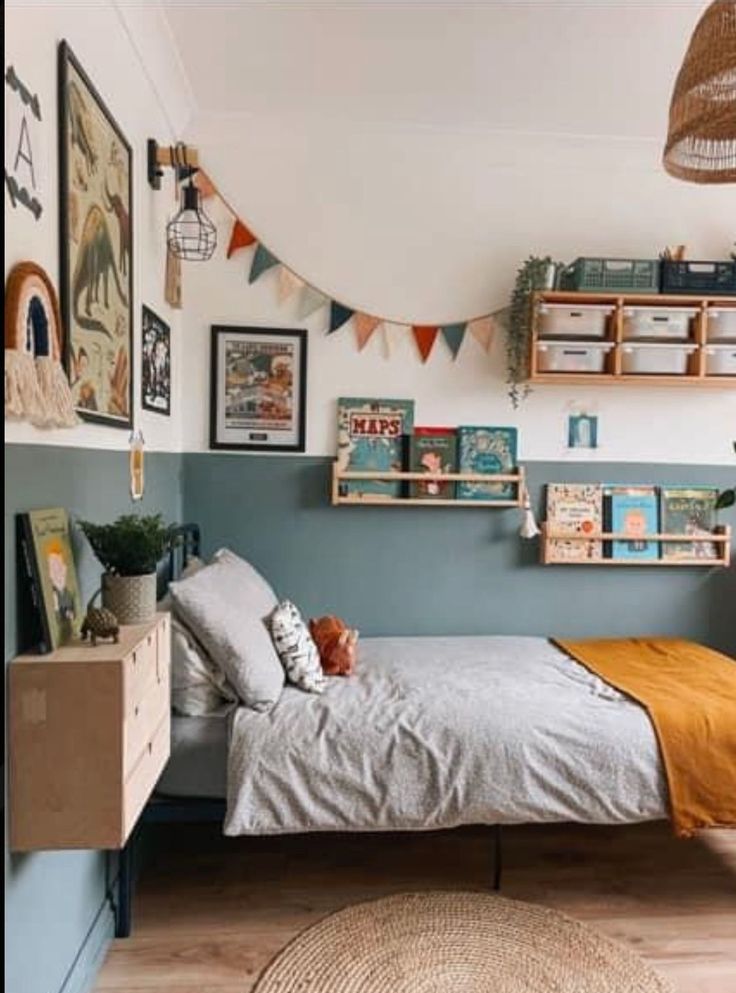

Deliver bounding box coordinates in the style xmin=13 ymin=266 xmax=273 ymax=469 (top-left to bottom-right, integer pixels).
xmin=210 ymin=326 xmax=307 ymax=452
xmin=58 ymin=41 xmax=133 ymax=428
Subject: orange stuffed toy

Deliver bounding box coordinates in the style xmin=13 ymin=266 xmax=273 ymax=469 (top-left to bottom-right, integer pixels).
xmin=309 ymin=616 xmax=358 ymax=676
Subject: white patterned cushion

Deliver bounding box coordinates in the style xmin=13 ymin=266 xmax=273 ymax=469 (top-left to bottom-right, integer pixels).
xmin=269 ymin=600 xmax=327 ymax=694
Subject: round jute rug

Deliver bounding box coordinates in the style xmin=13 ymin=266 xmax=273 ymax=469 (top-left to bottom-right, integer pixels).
xmin=253 ymin=891 xmax=673 ymax=993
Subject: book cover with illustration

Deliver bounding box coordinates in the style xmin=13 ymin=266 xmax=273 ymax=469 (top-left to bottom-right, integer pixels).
xmin=456 ymin=426 xmax=518 ymax=500
xmin=606 ymin=485 xmax=659 ymax=561
xmin=545 ymin=483 xmax=603 ymax=561
xmin=409 ymin=428 xmax=457 ymax=499
xmin=660 ymin=486 xmax=719 ymax=561
xmin=336 ymin=397 xmax=415 ymax=499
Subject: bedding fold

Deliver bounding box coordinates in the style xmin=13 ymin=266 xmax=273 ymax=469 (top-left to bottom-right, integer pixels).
xmin=555 ymin=638 xmax=736 ymax=837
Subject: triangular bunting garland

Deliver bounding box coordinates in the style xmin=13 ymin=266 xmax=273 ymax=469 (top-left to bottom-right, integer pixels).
xmin=228 ymin=219 xmax=257 ymax=258
xmin=277 ymin=267 xmax=304 ymax=304
xmin=412 ymin=325 xmax=439 ymax=363
xmin=468 ymin=316 xmax=495 ymax=352
xmin=354 ymin=314 xmax=381 ymax=351
xmin=298 ymin=286 xmax=329 ymax=319
xmin=441 ymin=323 xmax=466 ymax=359
xmin=249 ymin=243 xmax=279 ymax=283
xmin=328 ymin=302 xmax=354 ymax=334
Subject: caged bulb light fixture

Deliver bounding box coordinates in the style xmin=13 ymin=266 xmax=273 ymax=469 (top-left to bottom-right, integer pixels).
xmin=147 ymin=140 xmax=217 ymax=261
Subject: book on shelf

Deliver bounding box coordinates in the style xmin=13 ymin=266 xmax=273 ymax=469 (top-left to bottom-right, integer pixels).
xmin=456 ymin=426 xmax=518 ymax=501
xmin=545 ymin=483 xmax=603 ymax=562
xmin=408 ymin=428 xmax=457 ymax=499
xmin=604 ymin=485 xmax=659 ymax=561
xmin=660 ymin=486 xmax=720 ymax=561
xmin=336 ymin=397 xmax=415 ymax=499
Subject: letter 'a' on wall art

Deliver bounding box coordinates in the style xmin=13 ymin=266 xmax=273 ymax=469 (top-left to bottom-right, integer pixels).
xmin=209 ymin=325 xmax=307 ymax=452
xmin=58 ymin=40 xmax=133 ymax=429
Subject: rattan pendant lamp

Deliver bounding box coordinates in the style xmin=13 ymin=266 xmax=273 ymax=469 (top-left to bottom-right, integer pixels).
xmin=663 ymin=0 xmax=736 ymax=183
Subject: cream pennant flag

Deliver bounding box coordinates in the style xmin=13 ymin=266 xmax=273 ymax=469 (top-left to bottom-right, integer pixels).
xmin=354 ymin=314 xmax=381 ymax=351
xmin=298 ymin=285 xmax=329 ymax=320
xmin=277 ymin=267 xmax=304 ymax=304
xmin=468 ymin=316 xmax=495 ymax=352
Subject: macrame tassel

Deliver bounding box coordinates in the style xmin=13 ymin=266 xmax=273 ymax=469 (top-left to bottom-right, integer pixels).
xmin=5 ymin=349 xmax=45 ymax=423
xmin=519 ymin=482 xmax=540 ymax=540
xmin=34 ymin=356 xmax=79 ymax=428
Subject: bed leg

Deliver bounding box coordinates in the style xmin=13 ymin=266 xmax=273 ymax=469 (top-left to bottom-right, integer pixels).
xmin=115 ymin=833 xmax=135 ymax=938
xmin=492 ymin=825 xmax=503 ymax=891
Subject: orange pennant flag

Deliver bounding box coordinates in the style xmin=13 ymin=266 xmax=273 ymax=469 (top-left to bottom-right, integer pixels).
xmin=227 ymin=219 xmax=257 ymax=258
xmin=412 ymin=325 xmax=439 ymax=363
xmin=354 ymin=314 xmax=381 ymax=351
xmin=277 ymin=268 xmax=304 ymax=304
xmin=468 ymin=317 xmax=495 ymax=352
xmin=193 ymin=170 xmax=217 ymax=199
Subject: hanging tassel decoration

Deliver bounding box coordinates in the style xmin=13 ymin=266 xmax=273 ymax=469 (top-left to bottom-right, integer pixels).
xmin=518 ymin=480 xmax=540 ymax=539
xmin=5 ymin=350 xmax=45 ymax=422
xmin=34 ymin=356 xmax=79 ymax=427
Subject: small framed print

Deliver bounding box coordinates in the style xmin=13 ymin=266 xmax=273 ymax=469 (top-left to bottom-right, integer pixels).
xmin=567 ymin=413 xmax=598 ymax=449
xmin=210 ymin=325 xmax=307 ymax=452
xmin=141 ymin=305 xmax=171 ymax=415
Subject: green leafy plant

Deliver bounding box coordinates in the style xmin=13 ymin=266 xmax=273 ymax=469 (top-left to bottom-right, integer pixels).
xmin=78 ymin=514 xmax=178 ymax=576
xmin=716 ymin=442 xmax=736 ymax=510
xmin=506 ymin=255 xmax=561 ymax=408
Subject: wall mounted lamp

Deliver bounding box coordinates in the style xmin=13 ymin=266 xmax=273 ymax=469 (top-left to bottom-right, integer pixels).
xmin=147 ymin=140 xmax=217 ymax=261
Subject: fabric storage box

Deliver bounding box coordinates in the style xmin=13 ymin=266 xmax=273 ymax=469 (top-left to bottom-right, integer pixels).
xmin=621 ymin=343 xmax=696 ymax=375
xmin=704 ymin=344 xmax=736 ymax=376
xmin=706 ymin=309 xmax=736 ymax=341
xmin=536 ymin=341 xmax=613 ymax=373
xmin=622 ymin=306 xmax=696 ymax=341
xmin=537 ymin=303 xmax=613 ymax=339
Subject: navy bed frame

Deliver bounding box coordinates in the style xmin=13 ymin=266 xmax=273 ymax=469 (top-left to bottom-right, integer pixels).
xmin=112 ymin=524 xmax=503 ymax=938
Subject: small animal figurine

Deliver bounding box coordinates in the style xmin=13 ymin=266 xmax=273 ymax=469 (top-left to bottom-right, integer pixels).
xmin=308 ymin=615 xmax=359 ymax=676
xmin=81 ymin=589 xmax=119 ymax=646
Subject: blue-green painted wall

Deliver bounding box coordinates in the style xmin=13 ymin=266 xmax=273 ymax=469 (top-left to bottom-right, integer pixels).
xmin=4 ymin=444 xmax=182 ymax=993
xmin=183 ymin=454 xmax=736 ymax=656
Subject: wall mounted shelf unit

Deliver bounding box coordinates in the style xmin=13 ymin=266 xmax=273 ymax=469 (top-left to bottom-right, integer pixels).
xmin=529 ymin=291 xmax=736 ymax=387
xmin=331 ymin=463 xmax=525 ymax=507
xmin=539 ymin=523 xmax=731 ymax=567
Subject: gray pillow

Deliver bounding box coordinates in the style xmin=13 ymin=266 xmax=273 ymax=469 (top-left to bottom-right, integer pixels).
xmin=169 ymin=548 xmax=284 ymax=712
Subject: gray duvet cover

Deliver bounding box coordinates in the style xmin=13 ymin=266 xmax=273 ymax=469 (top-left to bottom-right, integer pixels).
xmin=225 ymin=636 xmax=667 ymax=836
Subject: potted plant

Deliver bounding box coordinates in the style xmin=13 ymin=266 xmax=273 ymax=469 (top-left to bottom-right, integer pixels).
xmin=78 ymin=514 xmax=177 ymax=624
xmin=506 ymin=255 xmax=562 ymax=407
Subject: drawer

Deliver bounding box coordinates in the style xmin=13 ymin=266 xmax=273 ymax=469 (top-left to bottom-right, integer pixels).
xmin=536 ymin=340 xmax=614 ymax=373
xmin=123 ymin=661 xmax=169 ymax=774
xmin=622 ymin=306 xmax=696 ymax=341
xmin=537 ymin=303 xmax=613 ymax=339
xmin=124 ymin=622 xmax=161 ymax=712
xmin=122 ymin=712 xmax=170 ymax=843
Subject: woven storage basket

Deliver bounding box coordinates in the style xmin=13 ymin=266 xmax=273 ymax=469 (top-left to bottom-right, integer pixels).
xmin=101 ymin=572 xmax=157 ymax=625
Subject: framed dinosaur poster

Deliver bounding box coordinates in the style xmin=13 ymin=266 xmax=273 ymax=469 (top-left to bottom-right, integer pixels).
xmin=58 ymin=41 xmax=133 ymax=428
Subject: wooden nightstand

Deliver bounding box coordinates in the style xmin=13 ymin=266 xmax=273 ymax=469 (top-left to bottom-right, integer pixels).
xmin=9 ymin=613 xmax=171 ymax=852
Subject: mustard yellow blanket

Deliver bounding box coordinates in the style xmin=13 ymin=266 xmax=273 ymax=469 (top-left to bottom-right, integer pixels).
xmin=555 ymin=638 xmax=736 ymax=837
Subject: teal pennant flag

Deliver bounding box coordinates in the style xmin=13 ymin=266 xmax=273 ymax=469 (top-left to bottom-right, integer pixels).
xmin=441 ymin=323 xmax=467 ymax=359
xmin=248 ymin=244 xmax=279 ymax=284
xmin=328 ymin=302 xmax=354 ymax=334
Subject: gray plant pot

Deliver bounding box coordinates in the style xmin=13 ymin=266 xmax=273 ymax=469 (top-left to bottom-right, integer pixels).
xmin=101 ymin=572 xmax=157 ymax=625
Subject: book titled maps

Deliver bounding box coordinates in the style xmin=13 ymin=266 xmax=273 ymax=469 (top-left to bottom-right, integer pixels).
xmin=605 ymin=485 xmax=659 ymax=561
xmin=545 ymin=483 xmax=603 ymax=561
xmin=409 ymin=428 xmax=457 ymax=499
xmin=336 ymin=397 xmax=414 ymax=499
xmin=456 ymin=426 xmax=518 ymax=501
xmin=660 ymin=486 xmax=720 ymax=561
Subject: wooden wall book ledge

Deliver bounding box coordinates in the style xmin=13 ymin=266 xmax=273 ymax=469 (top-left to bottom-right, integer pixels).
xmin=331 ymin=462 xmax=525 ymax=507
xmin=539 ymin=523 xmax=731 ymax=567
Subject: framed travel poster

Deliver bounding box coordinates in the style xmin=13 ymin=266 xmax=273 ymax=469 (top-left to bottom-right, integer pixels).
xmin=18 ymin=508 xmax=83 ymax=653
xmin=210 ymin=326 xmax=307 ymax=452
xmin=141 ymin=305 xmax=171 ymax=415
xmin=58 ymin=41 xmax=133 ymax=428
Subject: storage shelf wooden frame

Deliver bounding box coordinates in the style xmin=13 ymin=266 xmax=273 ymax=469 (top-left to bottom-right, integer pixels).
xmin=529 ymin=290 xmax=736 ymax=387
xmin=331 ymin=462 xmax=525 ymax=507
xmin=540 ymin=522 xmax=731 ymax=567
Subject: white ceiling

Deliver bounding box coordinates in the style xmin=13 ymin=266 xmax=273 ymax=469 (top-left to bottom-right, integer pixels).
xmin=160 ymin=0 xmax=705 ymax=139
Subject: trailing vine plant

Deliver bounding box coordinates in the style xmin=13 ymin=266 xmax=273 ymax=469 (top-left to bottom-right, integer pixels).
xmin=506 ymin=255 xmax=561 ymax=408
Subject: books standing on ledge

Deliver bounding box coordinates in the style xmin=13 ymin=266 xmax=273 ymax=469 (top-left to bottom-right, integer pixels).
xmin=660 ymin=486 xmax=720 ymax=561
xmin=457 ymin=426 xmax=518 ymax=501
xmin=336 ymin=397 xmax=415 ymax=500
xmin=409 ymin=428 xmax=457 ymax=499
xmin=606 ymin=485 xmax=659 ymax=561
xmin=545 ymin=483 xmax=603 ymax=562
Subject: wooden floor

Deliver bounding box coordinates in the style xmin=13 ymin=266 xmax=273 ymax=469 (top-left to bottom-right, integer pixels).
xmin=95 ymin=821 xmax=736 ymax=993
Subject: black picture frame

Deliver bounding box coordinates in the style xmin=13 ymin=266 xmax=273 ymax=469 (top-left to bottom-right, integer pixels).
xmin=141 ymin=305 xmax=171 ymax=416
xmin=58 ymin=40 xmax=134 ymax=429
xmin=210 ymin=325 xmax=307 ymax=453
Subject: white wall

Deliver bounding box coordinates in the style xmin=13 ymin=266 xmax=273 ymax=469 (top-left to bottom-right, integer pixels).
xmin=180 ymin=114 xmax=736 ymax=463
xmin=5 ymin=0 xmax=194 ymax=452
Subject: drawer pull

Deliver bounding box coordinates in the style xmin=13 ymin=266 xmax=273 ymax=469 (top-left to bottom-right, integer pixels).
xmin=134 ymin=705 xmax=139 ymax=718
xmin=132 ymin=651 xmax=137 ymax=666
xmin=148 ymin=635 xmax=153 ymax=647
xmin=148 ymin=741 xmax=153 ymax=755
